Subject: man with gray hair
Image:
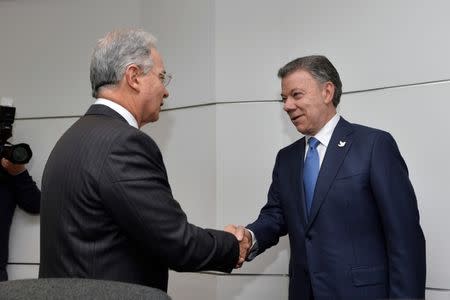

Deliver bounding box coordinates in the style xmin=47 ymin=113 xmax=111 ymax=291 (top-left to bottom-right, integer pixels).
xmin=39 ymin=28 xmax=240 ymax=292
xmin=227 ymin=55 xmax=426 ymax=299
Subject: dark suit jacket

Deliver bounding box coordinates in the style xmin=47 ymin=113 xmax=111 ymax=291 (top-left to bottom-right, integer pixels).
xmin=247 ymin=117 xmax=426 ymax=300
xmin=39 ymin=104 xmax=239 ymax=291
xmin=0 ymin=170 xmax=40 ymax=281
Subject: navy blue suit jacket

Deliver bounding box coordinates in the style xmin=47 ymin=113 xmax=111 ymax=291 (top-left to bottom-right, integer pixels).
xmin=247 ymin=117 xmax=426 ymax=300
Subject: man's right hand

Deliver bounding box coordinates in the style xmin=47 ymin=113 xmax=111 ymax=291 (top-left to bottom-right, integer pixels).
xmin=1 ymin=158 xmax=26 ymax=176
xmin=224 ymin=224 xmax=252 ymax=268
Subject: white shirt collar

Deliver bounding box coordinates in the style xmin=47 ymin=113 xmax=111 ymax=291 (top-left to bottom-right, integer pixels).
xmin=94 ymin=98 xmax=138 ymax=129
xmin=306 ymin=114 xmax=340 ymax=148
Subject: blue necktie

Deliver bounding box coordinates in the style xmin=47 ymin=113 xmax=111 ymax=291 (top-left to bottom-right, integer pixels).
xmin=303 ymin=137 xmax=320 ymax=215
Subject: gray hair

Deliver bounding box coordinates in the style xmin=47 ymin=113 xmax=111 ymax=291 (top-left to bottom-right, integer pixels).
xmin=277 ymin=55 xmax=342 ymax=107
xmin=90 ymin=28 xmax=157 ymax=98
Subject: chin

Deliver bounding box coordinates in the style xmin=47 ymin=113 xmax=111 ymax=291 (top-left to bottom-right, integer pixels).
xmin=296 ymin=127 xmax=312 ymax=136
xmin=151 ymin=114 xmax=160 ymax=122
xmin=294 ymin=125 xmax=305 ymax=134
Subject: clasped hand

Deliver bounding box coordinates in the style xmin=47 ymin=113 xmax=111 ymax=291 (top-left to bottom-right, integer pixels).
xmin=224 ymin=224 xmax=252 ymax=268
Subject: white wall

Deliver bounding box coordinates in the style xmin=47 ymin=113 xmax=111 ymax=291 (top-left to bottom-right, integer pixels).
xmin=1 ymin=0 xmax=449 ymax=299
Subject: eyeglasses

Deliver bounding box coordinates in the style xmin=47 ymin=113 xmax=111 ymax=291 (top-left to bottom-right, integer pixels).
xmin=151 ymin=70 xmax=172 ymax=87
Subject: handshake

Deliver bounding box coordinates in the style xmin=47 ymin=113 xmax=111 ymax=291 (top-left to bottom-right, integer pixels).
xmin=224 ymin=224 xmax=253 ymax=269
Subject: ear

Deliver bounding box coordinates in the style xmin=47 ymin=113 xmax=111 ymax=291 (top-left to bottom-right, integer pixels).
xmin=322 ymin=81 xmax=335 ymax=105
xmin=124 ymin=64 xmax=141 ymax=92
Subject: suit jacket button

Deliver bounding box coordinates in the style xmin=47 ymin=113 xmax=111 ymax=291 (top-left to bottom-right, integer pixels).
xmin=306 ymin=234 xmax=312 ymax=241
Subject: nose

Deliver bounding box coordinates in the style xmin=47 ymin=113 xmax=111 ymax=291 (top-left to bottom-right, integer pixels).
xmin=283 ymin=96 xmax=295 ymax=112
xmin=163 ymin=87 xmax=169 ymax=98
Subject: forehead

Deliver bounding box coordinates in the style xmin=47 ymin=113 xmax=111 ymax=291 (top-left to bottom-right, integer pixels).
xmin=281 ymin=69 xmax=318 ymax=90
xmin=150 ymin=47 xmax=165 ymax=71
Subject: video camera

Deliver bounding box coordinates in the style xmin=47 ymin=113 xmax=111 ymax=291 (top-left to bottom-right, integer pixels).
xmin=0 ymin=99 xmax=32 ymax=164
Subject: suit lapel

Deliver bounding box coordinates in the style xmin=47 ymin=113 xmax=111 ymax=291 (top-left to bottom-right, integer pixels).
xmin=289 ymin=138 xmax=308 ymax=228
xmin=306 ymin=118 xmax=354 ymax=231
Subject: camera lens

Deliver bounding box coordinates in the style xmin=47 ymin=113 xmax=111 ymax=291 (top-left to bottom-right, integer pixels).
xmin=12 ymin=145 xmax=31 ymax=164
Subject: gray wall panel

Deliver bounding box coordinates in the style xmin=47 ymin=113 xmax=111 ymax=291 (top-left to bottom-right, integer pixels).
xmin=142 ymin=106 xmax=217 ymax=228
xmin=215 ymin=0 xmax=450 ymax=101
xmin=141 ymin=0 xmax=215 ymax=110
xmin=216 ymin=102 xmax=291 ymax=275
xmin=0 ymin=0 xmax=142 ymax=118
xmin=217 ymin=275 xmax=289 ymax=300
xmin=6 ymin=265 xmax=39 ymax=280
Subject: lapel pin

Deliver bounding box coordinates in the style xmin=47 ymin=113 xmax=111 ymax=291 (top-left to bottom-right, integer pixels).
xmin=338 ymin=141 xmax=346 ymax=148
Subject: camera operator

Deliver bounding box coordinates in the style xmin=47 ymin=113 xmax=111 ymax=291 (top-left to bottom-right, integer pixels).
xmin=0 ymin=157 xmax=40 ymax=281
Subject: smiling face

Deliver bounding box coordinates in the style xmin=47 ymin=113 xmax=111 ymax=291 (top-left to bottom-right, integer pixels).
xmin=281 ymin=69 xmax=336 ymax=136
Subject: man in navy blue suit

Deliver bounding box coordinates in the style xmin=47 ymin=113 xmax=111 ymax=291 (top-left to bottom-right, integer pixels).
xmin=227 ymin=55 xmax=426 ymax=299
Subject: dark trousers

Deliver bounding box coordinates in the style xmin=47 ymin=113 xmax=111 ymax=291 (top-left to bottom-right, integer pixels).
xmin=0 ymin=268 xmax=7 ymax=281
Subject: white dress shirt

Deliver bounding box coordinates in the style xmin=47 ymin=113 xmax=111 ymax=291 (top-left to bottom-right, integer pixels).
xmin=94 ymin=98 xmax=138 ymax=129
xmin=304 ymin=114 xmax=340 ymax=167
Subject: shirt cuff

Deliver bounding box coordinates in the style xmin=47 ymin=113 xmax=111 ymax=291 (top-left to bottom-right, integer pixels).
xmin=246 ymin=228 xmax=259 ymax=261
